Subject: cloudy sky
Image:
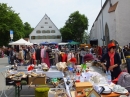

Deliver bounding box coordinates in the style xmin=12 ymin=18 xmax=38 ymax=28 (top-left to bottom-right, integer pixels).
xmin=1 ymin=0 xmax=105 ymax=32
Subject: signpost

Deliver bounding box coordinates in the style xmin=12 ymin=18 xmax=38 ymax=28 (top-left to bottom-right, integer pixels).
xmin=10 ymin=30 xmax=13 ymax=42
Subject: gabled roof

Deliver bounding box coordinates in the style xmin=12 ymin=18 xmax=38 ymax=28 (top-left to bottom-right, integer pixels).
xmin=44 ymin=14 xmax=60 ymax=31
xmin=29 ymin=14 xmax=60 ymax=36
xmin=108 ymin=2 xmax=118 ymax=13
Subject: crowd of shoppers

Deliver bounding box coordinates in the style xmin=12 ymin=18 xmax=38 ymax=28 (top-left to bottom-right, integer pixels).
xmin=0 ymin=40 xmax=130 ymax=80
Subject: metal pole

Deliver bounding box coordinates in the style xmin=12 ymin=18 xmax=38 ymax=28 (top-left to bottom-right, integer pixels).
xmin=101 ymin=0 xmax=105 ymax=46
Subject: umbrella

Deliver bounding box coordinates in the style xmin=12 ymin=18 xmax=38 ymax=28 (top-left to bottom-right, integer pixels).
xmin=40 ymin=42 xmax=49 ymax=45
xmin=58 ymin=43 xmax=68 ymax=45
xmin=49 ymin=42 xmax=58 ymax=45
xmin=9 ymin=38 xmax=33 ymax=45
xmin=68 ymin=41 xmax=79 ymax=45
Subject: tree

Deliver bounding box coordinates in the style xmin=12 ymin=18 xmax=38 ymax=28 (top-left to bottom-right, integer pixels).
xmin=0 ymin=3 xmax=25 ymax=46
xmin=23 ymin=22 xmax=34 ymax=38
xmin=82 ymin=31 xmax=90 ymax=43
xmin=60 ymin=27 xmax=72 ymax=42
xmin=60 ymin=11 xmax=88 ymax=42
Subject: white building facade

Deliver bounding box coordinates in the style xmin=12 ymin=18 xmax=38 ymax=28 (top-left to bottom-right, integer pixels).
xmin=29 ymin=14 xmax=62 ymax=44
xmin=90 ymin=0 xmax=130 ymax=46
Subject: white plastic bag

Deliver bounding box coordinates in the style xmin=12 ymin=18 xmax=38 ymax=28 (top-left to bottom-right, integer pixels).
xmin=106 ymin=70 xmax=112 ymax=84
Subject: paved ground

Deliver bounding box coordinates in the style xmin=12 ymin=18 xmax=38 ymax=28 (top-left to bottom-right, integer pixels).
xmin=0 ymin=57 xmax=35 ymax=97
xmin=0 ymin=58 xmax=105 ymax=97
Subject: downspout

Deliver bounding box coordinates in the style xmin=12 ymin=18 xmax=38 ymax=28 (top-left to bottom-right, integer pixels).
xmin=101 ymin=0 xmax=105 ymax=46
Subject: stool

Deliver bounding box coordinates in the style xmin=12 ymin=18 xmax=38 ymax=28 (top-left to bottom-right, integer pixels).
xmin=35 ymin=87 xmax=50 ymax=97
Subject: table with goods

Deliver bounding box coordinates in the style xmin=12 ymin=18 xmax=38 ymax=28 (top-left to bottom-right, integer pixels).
xmin=6 ymin=62 xmax=63 ymax=97
xmin=5 ymin=60 xmax=129 ymax=97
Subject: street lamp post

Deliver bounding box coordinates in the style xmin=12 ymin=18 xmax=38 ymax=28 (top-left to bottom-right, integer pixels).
xmin=101 ymin=0 xmax=105 ymax=46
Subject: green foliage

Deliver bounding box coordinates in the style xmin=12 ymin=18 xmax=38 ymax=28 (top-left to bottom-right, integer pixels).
xmin=0 ymin=3 xmax=33 ymax=46
xmin=82 ymin=32 xmax=90 ymax=43
xmin=23 ymin=22 xmax=34 ymax=38
xmin=0 ymin=3 xmax=24 ymax=46
xmin=60 ymin=11 xmax=88 ymax=42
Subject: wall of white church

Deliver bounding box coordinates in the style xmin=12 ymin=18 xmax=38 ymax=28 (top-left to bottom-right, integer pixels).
xmin=91 ymin=1 xmax=116 ymax=46
xmin=90 ymin=0 xmax=116 ymax=46
xmin=90 ymin=0 xmax=130 ymax=47
xmin=115 ymin=0 xmax=130 ymax=46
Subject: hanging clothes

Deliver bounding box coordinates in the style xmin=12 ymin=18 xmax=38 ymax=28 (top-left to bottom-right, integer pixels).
xmin=58 ymin=53 xmax=62 ymax=62
xmin=67 ymin=52 xmax=74 ymax=62
xmin=41 ymin=48 xmax=50 ymax=68
xmin=44 ymin=50 xmax=50 ymax=68
xmin=41 ymin=48 xmax=44 ymax=63
xmin=75 ymin=52 xmax=80 ymax=65
xmin=61 ymin=53 xmax=67 ymax=62
xmin=55 ymin=52 xmax=59 ymax=64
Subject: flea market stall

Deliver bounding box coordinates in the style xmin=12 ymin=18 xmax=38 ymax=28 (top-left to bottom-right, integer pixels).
xmin=9 ymin=38 xmax=33 ymax=45
xmin=5 ymin=61 xmax=129 ymax=97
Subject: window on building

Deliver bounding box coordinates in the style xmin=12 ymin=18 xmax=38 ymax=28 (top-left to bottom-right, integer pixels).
xmin=42 ymin=30 xmax=46 ymax=33
xmin=41 ymin=26 xmax=44 ymax=28
xmin=36 ymin=30 xmax=41 ymax=33
xmin=57 ymin=35 xmax=61 ymax=39
xmin=45 ymin=30 xmax=48 ymax=33
xmin=43 ymin=36 xmax=46 ymax=39
xmin=37 ymin=36 xmax=41 ymax=39
xmin=35 ymin=36 xmax=38 ymax=39
xmin=49 ymin=26 xmax=52 ymax=28
xmin=51 ymin=30 xmax=55 ymax=33
xmin=35 ymin=36 xmax=42 ymax=39
xmin=41 ymin=36 xmax=43 ymax=39
xmin=31 ymin=36 xmax=35 ymax=39
xmin=40 ymin=36 xmax=43 ymax=39
xmin=47 ymin=30 xmax=50 ymax=33
xmin=45 ymin=18 xmax=47 ymax=20
xmin=51 ymin=35 xmax=56 ymax=39
xmin=45 ymin=22 xmax=48 ymax=24
xmin=49 ymin=36 xmax=52 ymax=39
xmin=46 ymin=36 xmax=50 ymax=39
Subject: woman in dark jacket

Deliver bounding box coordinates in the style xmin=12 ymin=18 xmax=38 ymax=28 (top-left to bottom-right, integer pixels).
xmin=36 ymin=46 xmax=41 ymax=65
xmin=100 ymin=42 xmax=122 ymax=80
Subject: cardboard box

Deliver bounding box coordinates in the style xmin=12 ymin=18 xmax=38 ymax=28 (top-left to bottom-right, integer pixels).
xmin=28 ymin=76 xmax=46 ymax=85
xmin=75 ymin=82 xmax=93 ymax=91
xmin=75 ymin=90 xmax=86 ymax=97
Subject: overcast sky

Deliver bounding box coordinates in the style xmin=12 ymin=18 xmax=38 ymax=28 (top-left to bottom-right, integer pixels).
xmin=1 ymin=0 xmax=105 ymax=33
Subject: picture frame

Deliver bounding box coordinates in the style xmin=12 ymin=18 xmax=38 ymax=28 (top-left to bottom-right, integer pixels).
xmin=84 ymin=89 xmax=100 ymax=97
